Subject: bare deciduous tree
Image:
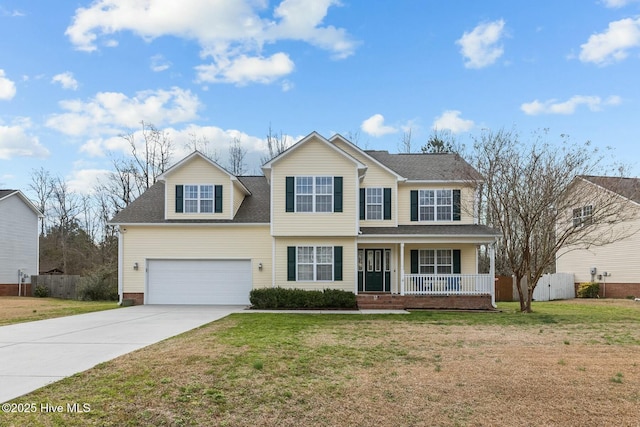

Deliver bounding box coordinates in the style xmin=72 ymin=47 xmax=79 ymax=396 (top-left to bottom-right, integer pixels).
xmin=398 ymin=128 xmax=413 ymax=153
xmin=228 ymin=136 xmax=247 ymax=175
xmin=185 ymin=132 xmax=220 ymax=163
xmin=260 ymin=124 xmax=290 ymax=164
xmin=29 ymin=167 xmax=54 ymax=235
xmin=472 ymin=128 xmax=632 ymax=312
xmin=121 ymin=120 xmax=173 ymax=192
xmin=422 ymin=128 xmax=461 ymax=154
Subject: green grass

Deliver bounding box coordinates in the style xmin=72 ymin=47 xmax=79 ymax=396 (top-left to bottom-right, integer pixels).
xmin=0 ymin=297 xmax=119 ymax=326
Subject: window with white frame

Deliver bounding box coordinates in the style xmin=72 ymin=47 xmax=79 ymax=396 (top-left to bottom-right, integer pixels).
xmin=297 ymin=246 xmax=333 ymax=281
xmin=296 ymin=176 xmax=333 ymax=212
xmin=184 ymin=185 xmax=214 ymax=213
xmin=418 ymin=249 xmax=453 ymax=274
xmin=419 ymin=189 xmax=452 ymax=221
xmin=366 ymin=188 xmax=383 ymax=220
xmin=573 ymin=205 xmax=593 ymax=227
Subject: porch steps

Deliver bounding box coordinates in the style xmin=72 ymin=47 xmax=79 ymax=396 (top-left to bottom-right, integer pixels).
xmin=356 ymin=293 xmax=494 ymax=310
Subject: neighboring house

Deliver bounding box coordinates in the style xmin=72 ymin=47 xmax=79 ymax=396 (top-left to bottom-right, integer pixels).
xmin=557 ymin=175 xmax=640 ymax=298
xmin=110 ymin=132 xmax=499 ymax=308
xmin=0 ymin=189 xmax=43 ymax=296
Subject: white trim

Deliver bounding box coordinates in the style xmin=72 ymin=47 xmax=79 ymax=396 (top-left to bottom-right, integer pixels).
xmin=117 ymin=227 xmax=123 ymax=304
xmin=329 ymin=133 xmax=405 ymax=181
xmin=182 ymin=183 xmax=215 ymax=213
xmin=405 ymin=179 xmax=483 ymax=184
xmin=107 ymin=222 xmax=269 ymax=227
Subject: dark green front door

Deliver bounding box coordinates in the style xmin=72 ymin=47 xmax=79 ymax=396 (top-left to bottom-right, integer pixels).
xmin=365 ymin=249 xmax=384 ymax=291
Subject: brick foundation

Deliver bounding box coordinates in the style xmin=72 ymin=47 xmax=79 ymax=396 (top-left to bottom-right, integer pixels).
xmin=122 ymin=292 xmax=144 ymax=305
xmin=356 ymin=293 xmax=494 ymax=310
xmin=0 ymin=283 xmax=32 ymax=297
xmin=575 ymin=283 xmax=640 ymax=299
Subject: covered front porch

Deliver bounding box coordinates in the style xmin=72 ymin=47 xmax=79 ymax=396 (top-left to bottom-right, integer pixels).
xmin=356 ymin=225 xmax=499 ymax=309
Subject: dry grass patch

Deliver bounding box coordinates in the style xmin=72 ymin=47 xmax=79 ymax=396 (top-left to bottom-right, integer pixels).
xmin=1 ymin=301 xmax=639 ymax=426
xmin=0 ymin=297 xmax=118 ymax=325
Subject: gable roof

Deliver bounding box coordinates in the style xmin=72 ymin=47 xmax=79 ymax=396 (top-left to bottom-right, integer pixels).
xmin=579 ymin=175 xmax=640 ymax=205
xmin=158 ymin=150 xmax=250 ymax=195
xmin=328 ymin=134 xmax=405 ymax=181
xmin=0 ymin=189 xmax=44 ymax=217
xmin=365 ymin=151 xmax=484 ymax=182
xmin=110 ymin=176 xmax=270 ymax=224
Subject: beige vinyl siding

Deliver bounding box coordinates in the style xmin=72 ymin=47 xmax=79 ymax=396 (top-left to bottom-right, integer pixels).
xmin=165 ymin=156 xmax=235 ymax=220
xmin=121 ymin=225 xmax=271 ymax=293
xmin=557 ymin=214 xmax=640 ymax=284
xmin=233 ymin=184 xmax=245 ymax=216
xmin=398 ymin=183 xmax=476 ymax=225
xmin=402 ymin=243 xmax=478 ymax=275
xmin=271 ymin=136 xmax=358 ymax=236
xmin=274 ymin=237 xmax=356 ymax=292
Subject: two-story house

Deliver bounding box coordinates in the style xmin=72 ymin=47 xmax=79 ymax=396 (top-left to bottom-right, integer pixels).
xmin=110 ymin=132 xmax=499 ymax=309
xmin=0 ymin=189 xmax=43 ymax=296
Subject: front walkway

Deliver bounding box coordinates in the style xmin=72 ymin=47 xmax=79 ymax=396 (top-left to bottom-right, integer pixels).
xmin=0 ymin=305 xmax=243 ymax=403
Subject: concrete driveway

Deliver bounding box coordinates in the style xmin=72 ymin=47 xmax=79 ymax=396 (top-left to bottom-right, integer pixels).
xmin=0 ymin=305 xmax=243 ymax=403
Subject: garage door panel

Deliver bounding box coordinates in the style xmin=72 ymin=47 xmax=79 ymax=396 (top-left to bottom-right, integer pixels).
xmin=147 ymin=259 xmax=252 ymax=305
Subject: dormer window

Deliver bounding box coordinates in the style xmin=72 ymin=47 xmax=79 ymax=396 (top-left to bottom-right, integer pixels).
xmin=175 ymin=184 xmax=223 ymax=214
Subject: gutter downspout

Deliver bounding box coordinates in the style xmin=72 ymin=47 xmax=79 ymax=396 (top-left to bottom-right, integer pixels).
xmin=117 ymin=227 xmax=124 ymax=305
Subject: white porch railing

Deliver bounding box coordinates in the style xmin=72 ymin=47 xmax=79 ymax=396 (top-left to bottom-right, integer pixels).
xmin=403 ymin=274 xmax=493 ymax=296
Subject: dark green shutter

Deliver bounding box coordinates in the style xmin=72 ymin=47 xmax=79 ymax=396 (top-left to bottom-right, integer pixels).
xmin=410 ymin=190 xmax=418 ymax=221
xmin=453 ymin=189 xmax=461 ymax=221
xmin=453 ymin=250 xmax=461 ymax=274
xmin=214 ymin=185 xmax=223 ymax=213
xmin=359 ymin=188 xmax=366 ymax=220
xmin=286 ymin=177 xmax=295 ymax=212
xmin=334 ymin=177 xmax=343 ymax=213
xmin=287 ymin=246 xmax=296 ymax=281
xmin=410 ymin=250 xmax=419 ymax=274
xmin=334 ymin=246 xmax=343 ymax=281
xmin=383 ymin=188 xmax=392 ymax=220
xmin=175 ymin=185 xmax=184 ymax=213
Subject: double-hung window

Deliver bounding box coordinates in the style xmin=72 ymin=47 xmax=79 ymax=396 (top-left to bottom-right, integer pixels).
xmin=295 ymin=176 xmax=333 ymax=212
xmin=184 ymin=185 xmax=214 ymax=213
xmin=419 ymin=189 xmax=452 ymax=221
xmin=418 ymin=249 xmax=453 ymax=274
xmin=366 ymin=188 xmax=383 ymax=220
xmin=573 ymin=205 xmax=593 ymax=227
xmin=297 ymin=246 xmax=333 ymax=281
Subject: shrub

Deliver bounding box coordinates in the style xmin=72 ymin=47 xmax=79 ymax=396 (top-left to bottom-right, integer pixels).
xmin=249 ymin=287 xmax=357 ymax=310
xmin=34 ymin=285 xmax=50 ymax=298
xmin=577 ymin=282 xmax=600 ymax=298
xmin=78 ymin=267 xmax=118 ymax=301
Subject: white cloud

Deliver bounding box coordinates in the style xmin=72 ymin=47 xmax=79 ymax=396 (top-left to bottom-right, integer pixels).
xmin=195 ymin=52 xmax=295 ymax=85
xmin=65 ymin=0 xmax=356 ymax=85
xmin=150 ymin=54 xmax=171 ymax=72
xmin=46 ymin=87 xmax=201 ymax=137
xmin=52 ymin=72 xmax=79 ymax=90
xmin=431 ymin=110 xmax=474 ymax=134
xmin=456 ymin=19 xmax=506 ymax=69
xmin=601 ymin=0 xmax=640 ymax=7
xmin=0 ymin=70 xmax=17 ymax=100
xmin=67 ymin=168 xmax=112 ymax=195
xmin=521 ymin=95 xmax=622 ymax=115
xmin=0 ymin=119 xmax=50 ymax=159
xmin=579 ymin=17 xmax=640 ymax=65
xmin=361 ymin=114 xmax=397 ymax=137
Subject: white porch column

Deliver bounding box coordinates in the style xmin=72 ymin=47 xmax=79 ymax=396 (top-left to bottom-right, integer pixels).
xmin=489 ymin=243 xmax=496 ymax=308
xmin=400 ymin=242 xmax=405 ymax=296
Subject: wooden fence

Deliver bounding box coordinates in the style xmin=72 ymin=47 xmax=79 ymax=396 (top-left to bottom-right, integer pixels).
xmin=30 ymin=275 xmax=83 ymax=300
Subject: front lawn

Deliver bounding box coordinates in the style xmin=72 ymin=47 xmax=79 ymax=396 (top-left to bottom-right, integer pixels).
xmin=0 ymin=297 xmax=119 ymax=326
xmin=2 ymin=300 xmax=639 ymax=426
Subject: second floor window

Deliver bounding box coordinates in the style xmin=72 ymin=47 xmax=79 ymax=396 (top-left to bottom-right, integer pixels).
xmin=296 ymin=176 xmax=333 ymax=212
xmin=184 ymin=185 xmax=214 ymax=213
xmin=419 ymin=189 xmax=452 ymax=221
xmin=366 ymin=188 xmax=383 ymax=220
xmin=573 ymin=205 xmax=593 ymax=227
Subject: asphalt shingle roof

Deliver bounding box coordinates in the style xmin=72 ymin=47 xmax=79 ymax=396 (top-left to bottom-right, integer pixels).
xmin=0 ymin=190 xmax=17 ymax=199
xmin=360 ymin=224 xmax=500 ymax=237
xmin=581 ymin=175 xmax=640 ymax=205
xmin=365 ymin=151 xmax=484 ymax=181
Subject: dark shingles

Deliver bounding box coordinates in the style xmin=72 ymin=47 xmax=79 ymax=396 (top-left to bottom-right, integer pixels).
xmin=110 ymin=177 xmax=271 ymax=224
xmin=360 ymin=224 xmax=500 ymax=236
xmin=0 ymin=190 xmax=17 ymax=199
xmin=580 ymin=176 xmax=640 ymax=205
xmin=365 ymin=151 xmax=483 ymax=181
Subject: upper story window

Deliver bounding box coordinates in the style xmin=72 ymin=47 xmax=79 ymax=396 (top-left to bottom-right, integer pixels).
xmin=411 ymin=189 xmax=460 ymax=222
xmin=366 ymin=188 xmax=383 ymax=220
xmin=573 ymin=205 xmax=593 ymax=227
xmin=295 ymin=176 xmax=333 ymax=213
xmin=175 ymin=184 xmax=222 ymax=214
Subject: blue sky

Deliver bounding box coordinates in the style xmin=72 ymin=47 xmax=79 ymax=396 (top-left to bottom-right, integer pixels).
xmin=1 ymin=0 xmax=639 ymax=195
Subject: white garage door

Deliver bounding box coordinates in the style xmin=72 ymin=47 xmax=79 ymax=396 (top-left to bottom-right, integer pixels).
xmin=147 ymin=259 xmax=252 ymax=305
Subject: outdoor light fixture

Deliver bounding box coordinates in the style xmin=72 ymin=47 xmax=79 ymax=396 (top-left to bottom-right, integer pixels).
xmin=258 ymin=262 xmax=263 ymax=271
xmin=133 ymin=262 xmax=139 ymax=271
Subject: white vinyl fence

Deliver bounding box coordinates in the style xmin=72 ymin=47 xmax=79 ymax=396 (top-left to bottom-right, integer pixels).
xmin=513 ymin=273 xmax=575 ymax=302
